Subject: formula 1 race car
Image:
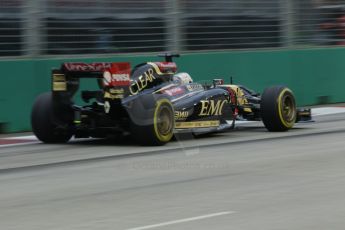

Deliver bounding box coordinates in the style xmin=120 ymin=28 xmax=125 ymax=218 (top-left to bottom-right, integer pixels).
xmin=31 ymin=54 xmax=311 ymax=145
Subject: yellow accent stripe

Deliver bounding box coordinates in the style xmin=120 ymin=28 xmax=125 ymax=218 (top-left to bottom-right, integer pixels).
xmin=52 ymin=74 xmax=67 ymax=91
xmin=104 ymin=92 xmax=124 ymax=99
xmin=53 ymin=82 xmax=67 ymax=91
xmin=147 ymin=62 xmax=164 ymax=75
xmin=53 ymin=74 xmax=66 ymax=81
xmin=298 ymin=112 xmax=310 ymax=116
xmin=175 ymin=120 xmax=220 ymax=129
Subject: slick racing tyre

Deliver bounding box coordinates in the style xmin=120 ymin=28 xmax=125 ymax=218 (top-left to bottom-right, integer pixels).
xmin=131 ymin=96 xmax=174 ymax=146
xmin=261 ymin=86 xmax=297 ymax=132
xmin=31 ymin=92 xmax=73 ymax=143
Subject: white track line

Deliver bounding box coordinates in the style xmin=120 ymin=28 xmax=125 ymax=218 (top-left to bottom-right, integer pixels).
xmin=312 ymin=107 xmax=345 ymax=116
xmin=126 ymin=211 xmax=235 ymax=230
xmin=6 ymin=135 xmax=37 ymax=140
xmin=0 ymin=142 xmax=40 ymax=148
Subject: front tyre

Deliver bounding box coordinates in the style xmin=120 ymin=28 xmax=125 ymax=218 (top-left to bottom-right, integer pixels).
xmin=131 ymin=98 xmax=174 ymax=146
xmin=261 ymin=86 xmax=297 ymax=131
xmin=31 ymin=92 xmax=72 ymax=143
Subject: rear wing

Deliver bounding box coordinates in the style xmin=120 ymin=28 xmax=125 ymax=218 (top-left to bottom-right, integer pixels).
xmin=57 ymin=62 xmax=113 ymax=78
xmin=52 ymin=62 xmax=131 ymax=92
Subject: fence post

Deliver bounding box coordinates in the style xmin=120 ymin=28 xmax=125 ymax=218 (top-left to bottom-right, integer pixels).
xmin=23 ymin=0 xmax=43 ymax=56
xmin=167 ymin=0 xmax=182 ymax=53
xmin=281 ymin=0 xmax=295 ymax=47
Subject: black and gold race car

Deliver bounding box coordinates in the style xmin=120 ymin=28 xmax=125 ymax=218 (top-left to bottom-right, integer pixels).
xmin=31 ymin=54 xmax=311 ymax=145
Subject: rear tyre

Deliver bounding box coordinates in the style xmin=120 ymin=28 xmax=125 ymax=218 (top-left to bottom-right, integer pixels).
xmin=131 ymin=97 xmax=174 ymax=146
xmin=31 ymin=92 xmax=73 ymax=143
xmin=261 ymin=86 xmax=296 ymax=131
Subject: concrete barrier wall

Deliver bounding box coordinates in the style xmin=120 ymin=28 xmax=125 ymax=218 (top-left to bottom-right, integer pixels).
xmin=1 ymin=48 xmax=345 ymax=132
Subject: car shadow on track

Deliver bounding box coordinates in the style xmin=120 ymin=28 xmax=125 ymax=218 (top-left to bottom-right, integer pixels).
xmin=66 ymin=132 xmax=228 ymax=147
xmin=63 ymin=124 xmax=262 ymax=147
xmin=61 ymin=126 xmax=310 ymax=147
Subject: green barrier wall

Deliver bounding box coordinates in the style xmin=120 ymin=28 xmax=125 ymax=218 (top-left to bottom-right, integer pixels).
xmin=1 ymin=48 xmax=345 ymax=132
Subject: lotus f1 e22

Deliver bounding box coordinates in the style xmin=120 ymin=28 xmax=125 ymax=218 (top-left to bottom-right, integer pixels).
xmin=31 ymin=54 xmax=311 ymax=145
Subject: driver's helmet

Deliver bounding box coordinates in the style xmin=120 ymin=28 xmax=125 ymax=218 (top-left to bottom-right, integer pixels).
xmin=173 ymin=72 xmax=193 ymax=85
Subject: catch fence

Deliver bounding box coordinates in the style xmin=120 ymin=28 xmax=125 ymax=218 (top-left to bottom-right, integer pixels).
xmin=1 ymin=0 xmax=345 ymax=57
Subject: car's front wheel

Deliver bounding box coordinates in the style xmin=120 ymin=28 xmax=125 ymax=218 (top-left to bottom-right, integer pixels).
xmin=261 ymin=86 xmax=297 ymax=131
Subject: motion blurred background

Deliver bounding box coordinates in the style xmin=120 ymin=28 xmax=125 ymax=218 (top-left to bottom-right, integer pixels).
xmin=1 ymin=0 xmax=345 ymax=56
xmin=1 ymin=0 xmax=345 ymax=132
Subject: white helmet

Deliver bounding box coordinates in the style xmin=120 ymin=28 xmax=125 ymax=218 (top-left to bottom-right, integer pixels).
xmin=173 ymin=72 xmax=193 ymax=85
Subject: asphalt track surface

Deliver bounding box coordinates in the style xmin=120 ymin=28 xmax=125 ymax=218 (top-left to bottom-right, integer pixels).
xmin=1 ymin=112 xmax=345 ymax=230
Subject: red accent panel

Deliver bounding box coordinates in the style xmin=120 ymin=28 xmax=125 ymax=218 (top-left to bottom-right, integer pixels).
xmin=0 ymin=139 xmax=36 ymax=145
xmin=154 ymin=62 xmax=177 ymax=73
xmin=108 ymin=62 xmax=131 ymax=86
xmin=225 ymin=87 xmax=238 ymax=118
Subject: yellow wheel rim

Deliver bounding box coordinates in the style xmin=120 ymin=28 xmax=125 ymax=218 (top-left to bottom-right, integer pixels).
xmin=153 ymin=99 xmax=174 ymax=142
xmin=278 ymin=89 xmax=296 ymax=128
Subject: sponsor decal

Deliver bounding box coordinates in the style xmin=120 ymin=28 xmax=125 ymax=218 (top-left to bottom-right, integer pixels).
xmin=112 ymin=73 xmax=130 ymax=81
xmin=155 ymin=62 xmax=177 ymax=74
xmin=213 ymin=79 xmax=224 ymax=85
xmin=63 ymin=63 xmax=111 ymax=72
xmin=199 ymin=100 xmax=228 ymax=116
xmin=104 ymin=71 xmax=130 ymax=87
xmin=163 ymin=87 xmax=185 ymax=96
xmin=157 ymin=62 xmax=177 ymax=69
xmin=174 ymin=111 xmax=189 ymax=120
xmin=109 ymin=88 xmax=124 ymax=94
xmin=129 ymin=69 xmax=156 ymax=95
xmin=186 ymin=83 xmax=204 ymax=92
xmin=175 ymin=120 xmax=220 ymax=129
xmin=104 ymin=88 xmax=126 ymax=99
xmin=104 ymin=62 xmax=131 ymax=87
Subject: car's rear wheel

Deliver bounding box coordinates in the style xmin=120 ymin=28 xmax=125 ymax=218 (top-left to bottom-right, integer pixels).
xmin=131 ymin=97 xmax=174 ymax=146
xmin=261 ymin=86 xmax=297 ymax=131
xmin=31 ymin=92 xmax=73 ymax=143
